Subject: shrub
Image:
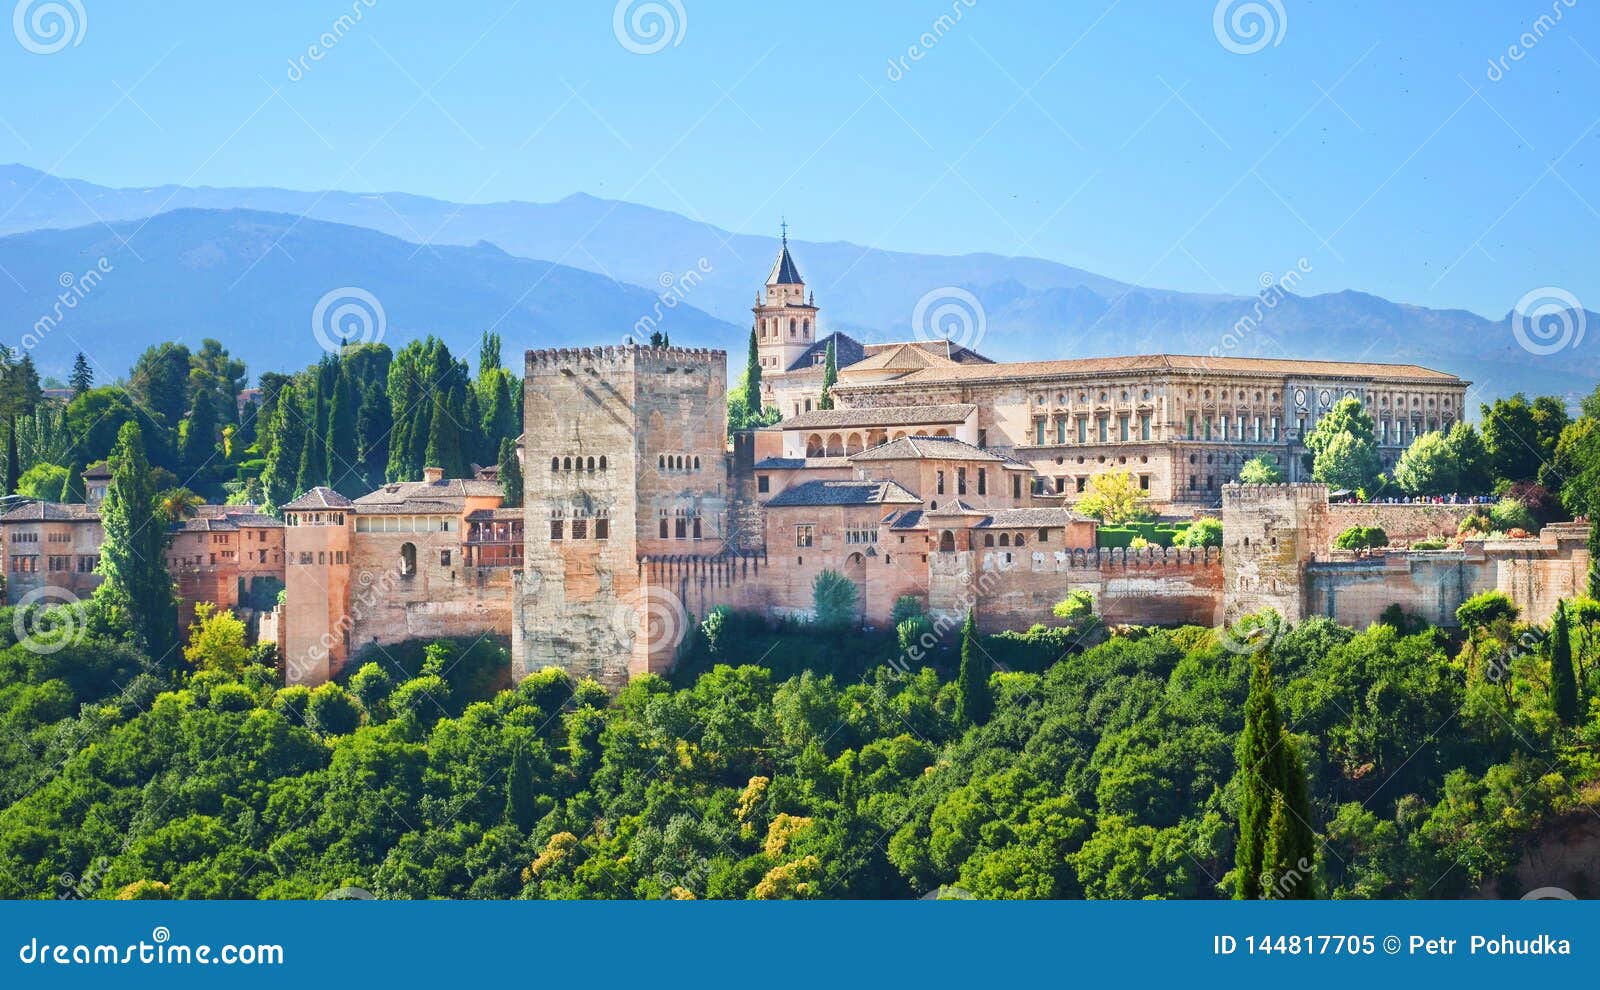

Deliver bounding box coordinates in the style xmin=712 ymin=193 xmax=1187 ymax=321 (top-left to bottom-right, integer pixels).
xmin=1458 ymin=512 xmax=1490 ymax=537
xmin=1409 ymin=538 xmax=1447 ymax=551
xmin=1333 ymin=525 xmax=1388 ymax=550
xmin=1178 ymin=518 xmax=1223 ymax=548
xmin=1489 ymin=497 xmax=1536 ymax=534
xmin=889 ymin=595 xmax=925 ymax=627
xmin=811 ymin=570 xmax=859 ymax=630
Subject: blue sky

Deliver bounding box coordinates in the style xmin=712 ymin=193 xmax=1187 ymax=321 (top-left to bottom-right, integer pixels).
xmin=2 ymin=0 xmax=1596 ymax=319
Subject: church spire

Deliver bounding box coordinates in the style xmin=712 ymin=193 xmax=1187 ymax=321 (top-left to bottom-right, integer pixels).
xmin=768 ymin=220 xmax=803 ymax=286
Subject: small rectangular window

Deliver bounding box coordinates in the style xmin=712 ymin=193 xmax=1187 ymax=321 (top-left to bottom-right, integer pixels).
xmin=573 ymin=519 xmax=587 ymax=540
xmin=552 ymin=520 xmax=565 ymax=541
xmin=758 ymin=475 xmax=770 ymax=493
xmin=659 ymin=518 xmax=668 ymax=539
xmin=440 ymin=549 xmax=452 ymax=566
xmin=1012 ymin=475 xmax=1022 ymax=499
xmin=596 ymin=518 xmax=609 ymax=540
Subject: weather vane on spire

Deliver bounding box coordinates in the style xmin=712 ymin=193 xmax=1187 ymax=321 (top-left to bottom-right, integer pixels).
xmin=780 ymin=216 xmax=787 ymax=245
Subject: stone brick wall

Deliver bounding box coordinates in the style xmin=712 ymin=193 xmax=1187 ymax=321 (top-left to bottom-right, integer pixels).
xmin=1221 ymin=483 xmax=1327 ymax=623
xmin=1321 ymin=502 xmax=1480 ymax=546
xmin=929 ymin=546 xmax=1224 ymax=633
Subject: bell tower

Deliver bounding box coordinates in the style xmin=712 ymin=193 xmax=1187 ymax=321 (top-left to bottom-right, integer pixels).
xmin=753 ymin=221 xmax=818 ymax=404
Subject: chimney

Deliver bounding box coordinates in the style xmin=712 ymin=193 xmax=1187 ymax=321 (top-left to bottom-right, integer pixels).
xmin=423 ymin=466 xmax=444 ymax=483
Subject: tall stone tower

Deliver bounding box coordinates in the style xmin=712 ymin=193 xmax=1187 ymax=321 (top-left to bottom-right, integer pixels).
xmin=513 ymin=344 xmax=729 ymax=689
xmin=1220 ymin=482 xmax=1328 ymax=624
xmin=753 ymin=224 xmax=817 ymax=405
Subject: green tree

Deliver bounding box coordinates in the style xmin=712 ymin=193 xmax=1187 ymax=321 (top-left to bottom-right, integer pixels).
xmin=505 ymin=741 xmax=538 ymax=832
xmin=127 ymin=342 xmax=192 ymax=428
xmin=94 ymin=422 xmax=179 ymax=664
xmin=187 ymin=339 xmax=246 ymax=427
xmin=811 ymin=569 xmax=858 ymax=630
xmin=1481 ymin=393 xmax=1567 ymax=486
xmin=498 ymin=437 xmax=522 ymax=508
xmin=1233 ymin=652 xmax=1316 ymax=898
xmin=818 ymin=338 xmax=837 ymax=411
xmin=1306 ymin=398 xmax=1381 ymax=494
xmin=259 ymin=382 xmax=304 ymax=509
xmin=325 ymin=369 xmax=362 ymax=497
xmin=15 ymin=462 xmax=69 ymax=501
xmin=69 ymin=352 xmax=93 ymax=397
xmin=1550 ymin=601 xmax=1578 ymax=727
xmin=424 ymin=388 xmax=468 ymax=479
xmin=1443 ymin=422 xmax=1492 ymax=494
xmin=955 ymin=610 xmax=992 ymax=727
xmin=1075 ymin=470 xmax=1150 ymax=524
xmin=743 ymin=326 xmax=762 ymax=415
xmin=1238 ymin=455 xmax=1284 ymax=484
xmin=179 ymin=390 xmax=218 ymax=478
xmin=182 ymin=603 xmax=250 ymax=675
xmin=1394 ymin=430 xmax=1456 ymax=495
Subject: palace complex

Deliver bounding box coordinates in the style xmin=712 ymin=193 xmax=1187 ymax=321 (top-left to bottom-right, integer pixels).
xmin=1 ymin=240 xmax=1589 ymax=689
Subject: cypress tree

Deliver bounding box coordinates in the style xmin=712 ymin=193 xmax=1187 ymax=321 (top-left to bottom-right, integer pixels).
xmin=69 ymin=352 xmax=93 ymax=396
xmin=261 ymin=382 xmax=304 ymax=508
xmin=180 ymin=390 xmax=217 ymax=477
xmin=1588 ymin=517 xmax=1599 ymax=600
xmin=743 ymin=326 xmax=762 ymax=414
xmin=296 ymin=375 xmax=328 ymax=493
xmin=424 ymin=388 xmax=466 ymax=478
xmin=505 ymin=741 xmax=536 ymax=832
xmin=355 ymin=380 xmax=391 ymax=491
xmin=1551 ymin=600 xmax=1578 ymax=726
xmin=2 ymin=418 xmax=16 ymax=495
xmin=326 ymin=370 xmax=361 ymax=496
xmin=498 ymin=436 xmax=522 ymax=508
xmin=818 ymin=337 xmax=837 ymax=410
xmin=94 ymin=422 xmax=178 ymax=665
xmin=1234 ymin=652 xmax=1317 ymax=898
xmin=955 ymin=609 xmax=992 ymax=727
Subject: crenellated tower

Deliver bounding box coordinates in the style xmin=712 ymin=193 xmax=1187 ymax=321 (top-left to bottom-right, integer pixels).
xmin=514 ymin=344 xmax=729 ymax=689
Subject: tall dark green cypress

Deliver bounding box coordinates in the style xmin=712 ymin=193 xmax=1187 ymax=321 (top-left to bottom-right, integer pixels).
xmin=424 ymin=388 xmax=467 ymax=479
xmin=1234 ymin=652 xmax=1317 ymax=898
xmin=955 ymin=609 xmax=991 ymax=727
xmin=1551 ymin=600 xmax=1578 ymax=726
xmin=261 ymin=382 xmax=304 ymax=508
xmin=94 ymin=422 xmax=178 ymax=665
xmin=2 ymin=418 xmax=16 ymax=495
xmin=505 ymin=741 xmax=536 ymax=832
xmin=743 ymin=326 xmax=762 ymax=414
xmin=355 ymin=380 xmax=391 ymax=491
xmin=180 ymin=389 xmax=217 ymax=477
xmin=326 ymin=369 xmax=361 ymax=496
xmin=1588 ymin=517 xmax=1599 ymax=600
xmin=296 ymin=374 xmax=328 ymax=493
xmin=818 ymin=337 xmax=837 ymax=410
xmin=498 ymin=436 xmax=522 ymax=508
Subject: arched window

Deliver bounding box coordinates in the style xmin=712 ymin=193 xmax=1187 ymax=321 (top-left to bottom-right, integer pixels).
xmin=846 ymin=433 xmax=863 ymax=455
xmin=399 ymin=542 xmax=417 ymax=578
xmin=806 ymin=434 xmax=824 ymax=457
xmin=803 ymin=319 xmax=810 ymax=334
xmin=550 ymin=457 xmax=559 ymax=472
xmin=599 ymin=456 xmax=607 ymax=471
xmin=586 ymin=456 xmax=595 ymax=472
xmin=659 ymin=455 xmax=666 ymax=469
xmin=563 ymin=457 xmax=572 ymax=471
xmin=826 ymin=434 xmax=844 ymax=457
xmin=789 ymin=318 xmax=797 ymax=336
xmin=983 ymin=534 xmax=994 ymax=547
xmin=939 ymin=531 xmax=956 ymax=553
xmin=692 ymin=456 xmax=700 ymax=470
xmin=999 ymin=533 xmax=1010 ymax=547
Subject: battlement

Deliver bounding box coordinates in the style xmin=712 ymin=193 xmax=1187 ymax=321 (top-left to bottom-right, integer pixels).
xmin=1221 ymin=482 xmax=1330 ymax=503
xmin=525 ymin=344 xmax=726 ymax=375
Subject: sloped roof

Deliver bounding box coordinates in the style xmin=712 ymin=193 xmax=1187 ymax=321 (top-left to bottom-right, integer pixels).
xmin=768 ymin=241 xmax=804 ymax=285
xmin=776 ymin=403 xmax=976 ymax=431
xmin=849 ymin=435 xmax=1003 ymax=463
xmin=864 ymin=353 xmax=1462 ymax=387
xmin=924 ymin=499 xmax=986 ymax=517
xmin=282 ymin=487 xmax=353 ymax=510
xmin=353 ymin=477 xmax=502 ymax=514
xmin=859 ymin=339 xmax=993 ymax=365
xmin=765 ymin=479 xmax=921 ymax=508
xmin=886 ymin=509 xmax=925 ymax=530
xmin=976 ymin=507 xmax=1094 ymax=527
xmin=0 ymin=501 xmax=99 ymax=523
xmin=784 ymin=331 xmax=864 ymax=374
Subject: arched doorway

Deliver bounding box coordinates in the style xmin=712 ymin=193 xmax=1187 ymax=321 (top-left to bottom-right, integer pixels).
xmin=843 ymin=551 xmax=868 ymax=623
xmin=939 ymin=531 xmax=956 ymax=553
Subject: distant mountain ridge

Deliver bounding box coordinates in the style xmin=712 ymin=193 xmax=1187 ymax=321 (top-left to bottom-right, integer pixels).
xmin=0 ymin=206 xmax=738 ymax=377
xmin=0 ymin=164 xmax=1593 ymax=402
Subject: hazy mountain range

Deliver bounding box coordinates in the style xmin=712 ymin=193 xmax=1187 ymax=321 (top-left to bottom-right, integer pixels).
xmin=1 ymin=163 xmax=1592 ymax=404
